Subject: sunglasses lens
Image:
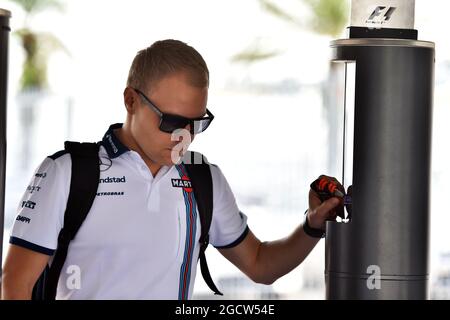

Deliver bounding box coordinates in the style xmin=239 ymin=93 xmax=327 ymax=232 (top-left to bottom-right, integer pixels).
xmin=160 ymin=115 xmax=189 ymax=133
xmin=189 ymin=119 xmax=210 ymax=134
xmin=159 ymin=113 xmax=213 ymax=134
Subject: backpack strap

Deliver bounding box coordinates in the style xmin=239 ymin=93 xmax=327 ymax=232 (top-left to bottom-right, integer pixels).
xmin=43 ymin=141 xmax=100 ymax=300
xmin=183 ymin=151 xmax=223 ymax=296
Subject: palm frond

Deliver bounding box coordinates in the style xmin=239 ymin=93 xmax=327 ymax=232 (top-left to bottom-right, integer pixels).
xmin=258 ymin=0 xmax=303 ymax=28
xmin=302 ymin=0 xmax=349 ymax=37
xmin=14 ymin=28 xmax=68 ymax=89
xmin=259 ymin=0 xmax=348 ymax=37
xmin=8 ymin=0 xmax=64 ymax=14
xmin=231 ymin=48 xmax=281 ymax=63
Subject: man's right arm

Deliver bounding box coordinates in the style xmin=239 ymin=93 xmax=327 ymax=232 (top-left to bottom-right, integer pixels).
xmin=1 ymin=244 xmax=50 ymax=300
xmin=1 ymin=153 xmax=70 ymax=300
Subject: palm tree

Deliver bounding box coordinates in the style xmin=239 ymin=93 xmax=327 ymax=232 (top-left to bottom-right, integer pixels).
xmin=8 ymin=0 xmax=67 ymax=168
xmin=10 ymin=0 xmax=66 ymax=90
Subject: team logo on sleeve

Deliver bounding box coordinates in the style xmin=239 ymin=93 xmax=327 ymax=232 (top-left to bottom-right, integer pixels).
xmin=16 ymin=215 xmax=31 ymax=224
xmin=171 ymin=176 xmax=193 ymax=193
xmin=27 ymin=185 xmax=41 ymax=194
xmin=22 ymin=200 xmax=36 ymax=210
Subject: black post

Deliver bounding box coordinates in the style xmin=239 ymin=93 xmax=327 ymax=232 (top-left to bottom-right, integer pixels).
xmin=325 ymin=38 xmax=435 ymax=299
xmin=0 ymin=8 xmax=11 ymax=275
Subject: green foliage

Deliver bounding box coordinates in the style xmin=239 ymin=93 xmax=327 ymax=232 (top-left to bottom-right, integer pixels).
xmin=259 ymin=0 xmax=303 ymax=28
xmin=259 ymin=0 xmax=349 ymax=37
xmin=235 ymin=0 xmax=349 ymax=64
xmin=232 ymin=47 xmax=281 ymax=64
xmin=8 ymin=0 xmax=63 ymax=15
xmin=8 ymin=0 xmax=66 ymax=90
xmin=303 ymin=0 xmax=349 ymax=37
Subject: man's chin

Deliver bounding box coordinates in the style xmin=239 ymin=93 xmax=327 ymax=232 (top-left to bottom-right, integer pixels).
xmin=162 ymin=148 xmax=185 ymax=166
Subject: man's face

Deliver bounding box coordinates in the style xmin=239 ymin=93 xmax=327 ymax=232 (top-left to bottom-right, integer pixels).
xmin=128 ymin=71 xmax=208 ymax=166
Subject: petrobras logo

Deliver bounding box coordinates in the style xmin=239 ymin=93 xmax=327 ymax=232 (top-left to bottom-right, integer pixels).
xmin=99 ymin=176 xmax=126 ymax=184
xmin=171 ymin=177 xmax=193 ymax=193
xmin=366 ymin=6 xmax=396 ymax=25
xmin=96 ymin=191 xmax=125 ymax=196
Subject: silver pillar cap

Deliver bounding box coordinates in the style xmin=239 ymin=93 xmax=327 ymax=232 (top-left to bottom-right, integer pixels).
xmin=350 ymin=0 xmax=415 ymax=29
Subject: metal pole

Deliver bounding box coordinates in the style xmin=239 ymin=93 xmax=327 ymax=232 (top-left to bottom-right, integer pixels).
xmin=325 ymin=39 xmax=435 ymax=299
xmin=0 ymin=8 xmax=11 ymax=275
xmin=325 ymin=0 xmax=435 ymax=299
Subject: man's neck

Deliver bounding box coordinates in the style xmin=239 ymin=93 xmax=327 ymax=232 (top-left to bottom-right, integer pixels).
xmin=114 ymin=125 xmax=162 ymax=177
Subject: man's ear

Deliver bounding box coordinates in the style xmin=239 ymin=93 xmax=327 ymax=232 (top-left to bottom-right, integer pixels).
xmin=123 ymin=87 xmax=138 ymax=114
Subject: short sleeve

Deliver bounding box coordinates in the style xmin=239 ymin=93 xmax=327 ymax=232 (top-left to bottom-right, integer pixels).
xmin=208 ymin=164 xmax=249 ymax=249
xmin=9 ymin=154 xmax=71 ymax=255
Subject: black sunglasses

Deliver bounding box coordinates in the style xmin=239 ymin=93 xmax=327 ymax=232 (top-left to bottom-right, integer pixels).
xmin=133 ymin=88 xmax=214 ymax=134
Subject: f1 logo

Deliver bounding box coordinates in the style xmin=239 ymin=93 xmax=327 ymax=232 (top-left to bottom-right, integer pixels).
xmin=367 ymin=6 xmax=396 ymax=24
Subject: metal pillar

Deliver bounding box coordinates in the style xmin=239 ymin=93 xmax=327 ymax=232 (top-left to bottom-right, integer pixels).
xmin=325 ymin=39 xmax=435 ymax=299
xmin=325 ymin=0 xmax=435 ymax=299
xmin=0 ymin=8 xmax=11 ymax=274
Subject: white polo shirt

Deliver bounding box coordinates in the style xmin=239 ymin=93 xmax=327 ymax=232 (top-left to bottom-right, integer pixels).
xmin=9 ymin=123 xmax=248 ymax=300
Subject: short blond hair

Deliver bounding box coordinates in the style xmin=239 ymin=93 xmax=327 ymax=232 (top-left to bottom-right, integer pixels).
xmin=126 ymin=39 xmax=209 ymax=93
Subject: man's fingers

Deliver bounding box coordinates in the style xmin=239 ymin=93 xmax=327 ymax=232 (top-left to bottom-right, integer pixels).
xmin=309 ymin=189 xmax=322 ymax=208
xmin=316 ymin=197 xmax=341 ymax=219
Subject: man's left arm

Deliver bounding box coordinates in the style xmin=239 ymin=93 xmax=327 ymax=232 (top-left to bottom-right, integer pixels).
xmin=219 ymin=188 xmax=341 ymax=285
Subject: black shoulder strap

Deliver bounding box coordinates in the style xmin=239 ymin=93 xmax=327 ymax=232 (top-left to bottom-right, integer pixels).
xmin=43 ymin=141 xmax=100 ymax=300
xmin=183 ymin=151 xmax=223 ymax=296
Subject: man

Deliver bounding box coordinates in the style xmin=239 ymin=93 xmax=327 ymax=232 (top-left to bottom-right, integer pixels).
xmin=1 ymin=39 xmax=342 ymax=299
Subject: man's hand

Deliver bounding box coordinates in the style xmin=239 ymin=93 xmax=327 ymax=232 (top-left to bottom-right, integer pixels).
xmin=219 ymin=175 xmax=345 ymax=285
xmin=307 ymin=175 xmax=345 ymax=230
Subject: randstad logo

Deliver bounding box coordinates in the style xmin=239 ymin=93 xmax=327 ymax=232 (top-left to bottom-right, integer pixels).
xmin=99 ymin=176 xmax=127 ymax=184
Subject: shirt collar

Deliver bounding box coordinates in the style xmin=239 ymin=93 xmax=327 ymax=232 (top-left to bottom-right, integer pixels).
xmin=101 ymin=123 xmax=130 ymax=159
